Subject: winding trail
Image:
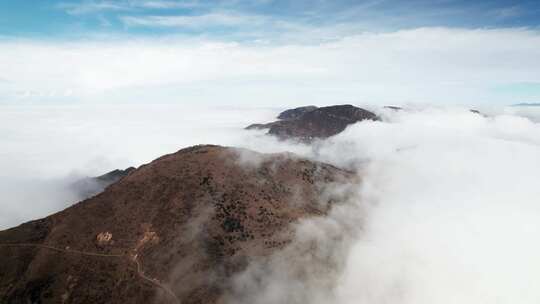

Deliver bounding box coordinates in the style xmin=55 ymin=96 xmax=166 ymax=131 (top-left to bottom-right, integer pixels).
xmin=0 ymin=243 xmax=180 ymax=304
xmin=132 ymin=255 xmax=180 ymax=303
xmin=0 ymin=243 xmax=124 ymax=257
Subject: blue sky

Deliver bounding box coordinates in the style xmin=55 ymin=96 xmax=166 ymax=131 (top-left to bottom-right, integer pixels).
xmin=2 ymin=0 xmax=540 ymax=40
xmin=1 ymin=0 xmax=540 ymax=105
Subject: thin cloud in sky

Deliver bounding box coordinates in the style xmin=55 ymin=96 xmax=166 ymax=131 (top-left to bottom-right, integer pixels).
xmin=6 ymin=0 xmax=536 ymax=40
xmin=137 ymin=0 xmax=200 ymax=9
xmin=58 ymin=1 xmax=131 ymax=15
xmin=490 ymin=5 xmax=524 ymax=19
xmin=120 ymin=12 xmax=265 ymax=28
xmin=58 ymin=0 xmax=201 ymax=15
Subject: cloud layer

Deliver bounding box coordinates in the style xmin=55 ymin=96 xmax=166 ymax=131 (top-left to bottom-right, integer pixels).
xmin=230 ymin=105 xmax=540 ymax=304
xmin=1 ymin=27 xmax=540 ymax=105
xmin=321 ymin=107 xmax=540 ymax=303
xmin=2 ymin=103 xmax=540 ymax=303
xmin=0 ymin=104 xmax=276 ymax=229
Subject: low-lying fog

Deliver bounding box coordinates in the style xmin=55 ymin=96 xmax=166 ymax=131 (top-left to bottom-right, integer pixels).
xmin=2 ymin=103 xmax=540 ymax=303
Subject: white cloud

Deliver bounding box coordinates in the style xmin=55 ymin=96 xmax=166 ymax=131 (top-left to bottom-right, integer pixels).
xmin=0 ymin=104 xmax=278 ymax=229
xmin=120 ymin=12 xmax=263 ymax=28
xmin=225 ymin=106 xmax=540 ymax=304
xmin=2 ymin=99 xmax=540 ymax=303
xmin=58 ymin=0 xmax=201 ymax=15
xmin=137 ymin=0 xmax=200 ymax=9
xmin=490 ymin=5 xmax=523 ymax=19
xmin=1 ymin=27 xmax=540 ymax=105
xmin=58 ymin=1 xmax=130 ymax=15
xmin=324 ymin=108 xmax=540 ymax=304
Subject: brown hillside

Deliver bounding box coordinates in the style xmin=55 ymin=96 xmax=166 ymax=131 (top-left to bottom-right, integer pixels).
xmin=0 ymin=145 xmax=354 ymax=304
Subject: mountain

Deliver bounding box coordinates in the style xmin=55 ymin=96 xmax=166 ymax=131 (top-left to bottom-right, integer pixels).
xmin=276 ymin=105 xmax=318 ymax=120
xmin=383 ymin=106 xmax=486 ymax=117
xmin=246 ymin=104 xmax=379 ymax=142
xmin=70 ymin=167 xmax=136 ymax=199
xmin=0 ymin=145 xmax=354 ymax=304
xmin=512 ymin=103 xmax=540 ymax=107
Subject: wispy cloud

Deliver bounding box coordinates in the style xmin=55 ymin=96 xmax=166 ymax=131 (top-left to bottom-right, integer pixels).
xmin=58 ymin=0 xmax=201 ymax=15
xmin=58 ymin=1 xmax=130 ymax=15
xmin=48 ymin=0 xmax=540 ymax=42
xmin=120 ymin=12 xmax=265 ymax=28
xmin=490 ymin=5 xmax=523 ymax=19
xmin=138 ymin=0 xmax=200 ymax=9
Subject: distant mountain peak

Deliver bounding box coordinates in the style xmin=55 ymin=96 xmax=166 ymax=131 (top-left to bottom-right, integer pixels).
xmin=246 ymin=104 xmax=379 ymax=142
xmin=512 ymin=102 xmax=540 ymax=107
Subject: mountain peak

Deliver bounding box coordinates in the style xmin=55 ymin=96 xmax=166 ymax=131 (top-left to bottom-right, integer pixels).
xmin=246 ymin=104 xmax=379 ymax=141
xmin=0 ymin=145 xmax=354 ymax=303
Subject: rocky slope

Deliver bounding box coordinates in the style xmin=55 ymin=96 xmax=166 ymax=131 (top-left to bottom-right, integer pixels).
xmin=71 ymin=167 xmax=136 ymax=199
xmin=247 ymin=105 xmax=378 ymax=141
xmin=0 ymin=145 xmax=354 ymax=304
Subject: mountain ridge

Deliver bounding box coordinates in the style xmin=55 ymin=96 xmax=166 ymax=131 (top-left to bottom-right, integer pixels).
xmin=246 ymin=104 xmax=379 ymax=141
xmin=0 ymin=145 xmax=356 ymax=303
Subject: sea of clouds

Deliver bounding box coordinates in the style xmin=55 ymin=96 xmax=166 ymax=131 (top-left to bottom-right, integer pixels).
xmin=230 ymin=105 xmax=540 ymax=304
xmin=2 ymin=103 xmax=540 ymax=303
xmin=0 ymin=104 xmax=277 ymax=229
